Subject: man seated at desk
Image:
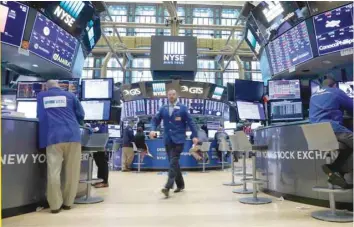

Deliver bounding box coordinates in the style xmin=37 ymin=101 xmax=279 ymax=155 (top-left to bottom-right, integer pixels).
xmin=309 ymin=76 xmax=353 ymax=189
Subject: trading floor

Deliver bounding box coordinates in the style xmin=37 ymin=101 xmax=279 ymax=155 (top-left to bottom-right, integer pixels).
xmin=3 ymin=170 xmax=351 ymax=227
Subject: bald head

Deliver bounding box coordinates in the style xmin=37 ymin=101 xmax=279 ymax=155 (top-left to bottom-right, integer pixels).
xmin=46 ymin=80 xmax=59 ymax=89
xmin=167 ymin=89 xmax=178 ymax=104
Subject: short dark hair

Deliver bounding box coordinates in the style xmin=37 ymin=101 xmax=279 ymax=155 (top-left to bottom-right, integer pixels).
xmin=322 ymin=77 xmax=336 ymax=88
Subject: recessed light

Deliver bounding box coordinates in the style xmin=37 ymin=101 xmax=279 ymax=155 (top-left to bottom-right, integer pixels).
xmin=322 ymin=60 xmax=332 ymax=64
xmin=32 ymin=64 xmax=38 ymax=67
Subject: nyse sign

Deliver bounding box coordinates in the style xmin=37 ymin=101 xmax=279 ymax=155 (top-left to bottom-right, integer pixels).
xmin=181 ymin=86 xmax=203 ymax=94
xmin=163 ymin=41 xmax=186 ymax=65
xmin=53 ymin=1 xmax=85 ymax=27
xmin=123 ymin=88 xmax=141 ymax=96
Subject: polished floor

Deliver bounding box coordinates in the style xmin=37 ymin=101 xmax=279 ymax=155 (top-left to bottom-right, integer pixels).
xmin=3 ymin=170 xmax=353 ymax=227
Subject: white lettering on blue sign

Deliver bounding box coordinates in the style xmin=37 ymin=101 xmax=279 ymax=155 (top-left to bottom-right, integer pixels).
xmin=43 ymin=96 xmax=67 ymax=109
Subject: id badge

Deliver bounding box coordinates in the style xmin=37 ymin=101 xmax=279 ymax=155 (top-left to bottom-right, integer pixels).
xmin=175 ymin=117 xmax=181 ymax=121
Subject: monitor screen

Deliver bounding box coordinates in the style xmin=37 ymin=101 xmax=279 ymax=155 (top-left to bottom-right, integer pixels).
xmin=225 ymin=129 xmax=234 ymax=136
xmin=310 ymin=80 xmax=321 ymax=94
xmin=108 ymin=124 xmax=121 ymax=138
xmin=234 ymin=79 xmax=264 ymax=102
xmin=57 ymin=79 xmax=80 ymax=97
xmin=268 ymin=80 xmax=301 ymax=100
xmin=271 ymin=101 xmax=303 ymax=121
xmin=259 ymin=49 xmax=272 ymax=85
xmin=224 ymin=121 xmax=237 ymax=129
xmin=152 ymin=82 xmax=167 ymax=96
xmin=267 ymin=21 xmax=313 ymax=75
xmin=81 ymin=100 xmax=111 ymax=121
xmin=339 ymin=81 xmax=354 ymax=98
xmin=82 ymin=79 xmax=113 ymax=99
xmin=122 ymin=100 xmax=146 ymax=118
xmin=245 ymin=28 xmax=261 ymax=57
xmin=204 ymin=100 xmax=224 ymax=116
xmin=211 ymin=86 xmax=225 ymax=100
xmin=0 ymin=1 xmax=28 ymax=47
xmin=313 ymin=4 xmax=353 ymax=56
xmin=236 ymin=101 xmax=266 ymax=121
xmin=208 ymin=130 xmax=217 ymax=138
xmin=17 ymin=82 xmax=46 ymax=100
xmin=17 ymin=101 xmax=37 ymax=118
xmin=207 ymin=121 xmax=220 ymax=130
xmin=178 ymin=98 xmax=204 ymax=114
xmin=29 ymin=12 xmax=78 ymax=71
xmin=146 ymin=98 xmax=169 ymax=115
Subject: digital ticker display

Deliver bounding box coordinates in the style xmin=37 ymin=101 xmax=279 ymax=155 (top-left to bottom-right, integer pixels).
xmin=146 ymin=98 xmax=169 ymax=115
xmin=29 ymin=13 xmax=78 ymax=71
xmin=204 ymin=100 xmax=224 ymax=116
xmin=313 ymin=4 xmax=354 ymax=56
xmin=179 ymin=98 xmax=204 ymax=115
xmin=267 ymin=21 xmax=313 ymax=75
xmin=123 ymin=100 xmax=146 ymax=118
xmin=0 ymin=1 xmax=28 ymax=47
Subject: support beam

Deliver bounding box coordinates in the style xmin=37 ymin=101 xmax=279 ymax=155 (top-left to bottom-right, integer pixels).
xmin=100 ymin=31 xmax=126 ymax=71
xmin=100 ymin=52 xmax=112 ymax=78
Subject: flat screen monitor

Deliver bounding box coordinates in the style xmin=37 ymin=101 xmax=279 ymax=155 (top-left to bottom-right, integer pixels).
xmin=236 ymin=101 xmax=266 ymax=121
xmin=234 ymin=79 xmax=264 ymax=102
xmin=146 ymin=98 xmax=169 ymax=115
xmin=81 ymin=100 xmax=111 ymax=121
xmin=123 ymin=100 xmax=146 ymax=118
xmin=0 ymin=1 xmax=28 ymax=47
xmin=227 ymin=83 xmax=235 ymax=102
xmin=245 ymin=27 xmax=261 ymax=57
xmin=313 ymin=4 xmax=353 ymax=56
xmin=57 ymin=79 xmax=80 ymax=97
xmin=270 ymin=101 xmax=303 ymax=121
xmin=224 ymin=121 xmax=237 ymax=129
xmin=108 ymin=124 xmax=121 ymax=138
xmin=207 ymin=121 xmax=220 ymax=130
xmin=225 ymin=129 xmax=234 ymax=136
xmin=186 ymin=131 xmax=192 ymax=137
xmin=82 ymin=79 xmax=113 ymax=99
xmin=259 ymin=49 xmax=272 ymax=85
xmin=208 ymin=130 xmax=217 ymax=138
xmin=268 ymin=80 xmax=301 ymax=100
xmin=204 ymin=100 xmax=224 ymax=116
xmin=339 ymin=81 xmax=354 ymax=98
xmin=17 ymin=81 xmax=46 ymax=100
xmin=17 ymin=101 xmax=37 ymax=118
xmin=178 ymin=98 xmax=204 ymax=115
xmin=211 ymin=86 xmax=225 ymax=100
xmin=310 ymin=80 xmax=321 ymax=94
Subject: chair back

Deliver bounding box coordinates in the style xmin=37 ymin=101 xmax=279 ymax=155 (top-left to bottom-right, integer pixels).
xmin=218 ymin=138 xmax=229 ymax=151
xmin=200 ymin=142 xmax=211 ymax=152
xmin=83 ymin=133 xmax=109 ymax=152
xmin=300 ymin=123 xmax=339 ymax=151
xmin=229 ymin=131 xmax=252 ymax=151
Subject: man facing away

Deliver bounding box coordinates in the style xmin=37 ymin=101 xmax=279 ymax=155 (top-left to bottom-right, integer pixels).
xmin=309 ymin=76 xmax=353 ymax=189
xmin=150 ymin=89 xmax=199 ymax=198
xmin=37 ymin=80 xmax=85 ymax=213
xmin=121 ymin=120 xmax=135 ymax=171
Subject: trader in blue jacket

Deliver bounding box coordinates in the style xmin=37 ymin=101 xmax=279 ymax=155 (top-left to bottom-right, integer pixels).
xmin=150 ymin=89 xmax=199 ymax=198
xmin=37 ymin=80 xmax=85 ymax=213
xmin=309 ymin=76 xmax=353 ymax=189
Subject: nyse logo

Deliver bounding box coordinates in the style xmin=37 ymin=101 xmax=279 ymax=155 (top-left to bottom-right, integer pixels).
xmin=54 ymin=1 xmax=84 ymax=27
xmin=181 ymin=86 xmax=203 ymax=94
xmin=262 ymin=1 xmax=284 ymax=23
xmin=123 ymin=88 xmax=141 ymax=96
xmin=163 ymin=41 xmax=186 ymax=65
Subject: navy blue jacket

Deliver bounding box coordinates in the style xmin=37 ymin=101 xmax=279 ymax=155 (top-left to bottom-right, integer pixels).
xmin=37 ymin=87 xmax=85 ymax=148
xmin=309 ymin=87 xmax=353 ymax=133
xmin=151 ymin=103 xmax=198 ymax=145
xmin=123 ymin=125 xmax=135 ymax=147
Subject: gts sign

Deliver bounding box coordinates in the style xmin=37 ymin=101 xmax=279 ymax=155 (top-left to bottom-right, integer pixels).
xmin=181 ymin=86 xmax=203 ymax=94
xmin=123 ymin=88 xmax=141 ymax=96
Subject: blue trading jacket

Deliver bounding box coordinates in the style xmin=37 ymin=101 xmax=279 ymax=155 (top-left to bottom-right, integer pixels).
xmin=309 ymin=87 xmax=353 ymax=133
xmin=151 ymin=103 xmax=198 ymax=145
xmin=37 ymin=87 xmax=85 ymax=148
xmin=122 ymin=125 xmax=135 ymax=147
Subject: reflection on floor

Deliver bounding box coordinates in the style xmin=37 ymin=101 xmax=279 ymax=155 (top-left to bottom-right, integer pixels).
xmin=3 ymin=170 xmax=352 ymax=227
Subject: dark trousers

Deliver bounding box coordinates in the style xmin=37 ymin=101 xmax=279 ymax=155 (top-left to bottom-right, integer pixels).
xmin=93 ymin=152 xmax=109 ymax=184
xmin=332 ymin=132 xmax=353 ymax=173
xmin=165 ymin=143 xmax=184 ymax=189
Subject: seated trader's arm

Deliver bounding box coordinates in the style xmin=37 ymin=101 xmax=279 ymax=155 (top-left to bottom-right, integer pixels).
xmin=338 ymin=89 xmax=353 ymax=116
xmin=74 ymin=96 xmax=85 ymax=125
xmin=185 ymin=108 xmax=199 ymax=145
xmin=150 ymin=107 xmax=163 ymax=139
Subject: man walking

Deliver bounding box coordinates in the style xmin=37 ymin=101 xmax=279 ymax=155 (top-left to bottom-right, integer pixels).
xmin=37 ymin=80 xmax=85 ymax=213
xmin=150 ymin=89 xmax=198 ymax=198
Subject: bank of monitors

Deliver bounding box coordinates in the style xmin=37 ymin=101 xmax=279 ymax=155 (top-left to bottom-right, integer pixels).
xmin=122 ymin=100 xmax=146 ymax=118
xmin=208 ymin=130 xmax=217 ymax=138
xmin=108 ymin=124 xmax=121 ymax=138
xmin=270 ymin=101 xmax=303 ymax=121
xmin=81 ymin=79 xmax=113 ymax=99
xmin=81 ymin=100 xmax=111 ymax=121
xmin=268 ymin=80 xmax=301 ymax=100
xmin=236 ymin=101 xmax=266 ymax=121
xmin=234 ymin=79 xmax=264 ymax=102
xmin=16 ymin=101 xmax=37 ymax=118
xmin=339 ymin=81 xmax=354 ymax=98
xmin=146 ymin=98 xmax=169 ymax=115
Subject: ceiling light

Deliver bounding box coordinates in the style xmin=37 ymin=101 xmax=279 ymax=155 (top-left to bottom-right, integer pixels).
xmin=32 ymin=64 xmax=38 ymax=67
xmin=322 ymin=60 xmax=332 ymax=64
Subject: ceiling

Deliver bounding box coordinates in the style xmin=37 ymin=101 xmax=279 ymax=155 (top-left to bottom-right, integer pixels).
xmin=109 ymin=1 xmax=246 ymax=7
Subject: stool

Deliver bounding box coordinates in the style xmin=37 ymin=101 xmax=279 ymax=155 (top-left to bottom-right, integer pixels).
xmin=223 ymin=147 xmax=242 ymax=186
xmin=218 ymin=139 xmax=230 ymax=171
xmin=132 ymin=142 xmax=144 ymax=173
xmin=75 ymin=132 xmax=109 ymax=204
xmin=233 ymin=151 xmax=253 ymax=194
xmin=311 ymin=151 xmax=353 ymax=222
xmin=108 ymin=141 xmax=121 ymax=171
xmin=300 ymin=123 xmax=353 ymax=222
xmin=199 ymin=142 xmax=211 ymax=173
xmin=239 ymin=145 xmax=271 ymax=205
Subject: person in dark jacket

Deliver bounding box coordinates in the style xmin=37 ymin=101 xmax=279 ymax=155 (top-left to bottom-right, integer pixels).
xmin=37 ymin=80 xmax=85 ymax=213
xmin=214 ymin=126 xmax=229 ymax=161
xmin=134 ymin=127 xmax=146 ymax=150
xmin=309 ymin=77 xmax=353 ymax=189
xmin=122 ymin=121 xmax=135 ymax=171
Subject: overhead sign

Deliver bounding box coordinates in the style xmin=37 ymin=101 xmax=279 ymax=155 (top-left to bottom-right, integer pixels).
xmin=181 ymin=86 xmax=203 ymax=94
xmin=152 ymin=83 xmax=167 ymax=96
xmin=151 ymin=36 xmax=197 ymax=71
xmin=123 ymin=88 xmax=141 ymax=96
xmin=53 ymin=1 xmax=85 ymax=27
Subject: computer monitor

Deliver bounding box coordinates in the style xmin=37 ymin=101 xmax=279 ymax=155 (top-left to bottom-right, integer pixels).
xmin=81 ymin=100 xmax=111 ymax=121
xmin=224 ymin=121 xmax=236 ymax=129
xmin=17 ymin=101 xmax=37 ymax=118
xmin=82 ymin=79 xmax=113 ymax=99
xmin=268 ymin=80 xmax=301 ymax=100
xmin=211 ymin=86 xmax=225 ymax=100
xmin=234 ymin=79 xmax=264 ymax=102
xmin=57 ymin=79 xmax=80 ymax=97
xmin=310 ymin=80 xmax=321 ymax=95
xmin=339 ymin=81 xmax=354 ymax=98
xmin=236 ymin=101 xmax=266 ymax=121
xmin=16 ymin=81 xmax=46 ymax=100
xmin=225 ymin=129 xmax=234 ymax=136
xmin=208 ymin=130 xmax=217 ymax=138
xmin=186 ymin=131 xmax=192 ymax=137
xmin=108 ymin=124 xmax=120 ymax=138
xmin=270 ymin=101 xmax=303 ymax=121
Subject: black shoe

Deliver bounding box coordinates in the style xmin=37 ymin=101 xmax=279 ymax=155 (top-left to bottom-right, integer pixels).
xmin=322 ymin=164 xmax=336 ymax=176
xmin=174 ymin=188 xmax=184 ymax=193
xmin=161 ymin=188 xmax=170 ymax=198
xmin=328 ymin=172 xmax=349 ymax=189
xmin=62 ymin=205 xmax=71 ymax=210
xmin=51 ymin=208 xmax=61 ymax=214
